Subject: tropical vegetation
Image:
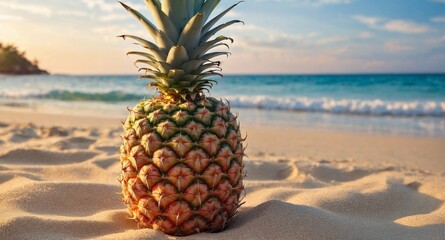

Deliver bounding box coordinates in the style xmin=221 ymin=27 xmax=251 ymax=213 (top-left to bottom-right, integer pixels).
xmin=0 ymin=43 xmax=47 ymax=75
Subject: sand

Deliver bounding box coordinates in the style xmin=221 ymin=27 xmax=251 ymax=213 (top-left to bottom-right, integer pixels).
xmin=0 ymin=108 xmax=444 ymax=240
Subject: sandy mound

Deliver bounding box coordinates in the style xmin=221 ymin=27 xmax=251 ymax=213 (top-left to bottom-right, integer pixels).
xmin=0 ymin=123 xmax=444 ymax=240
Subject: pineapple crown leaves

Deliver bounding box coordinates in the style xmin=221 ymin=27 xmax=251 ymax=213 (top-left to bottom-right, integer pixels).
xmin=119 ymin=0 xmax=244 ymax=102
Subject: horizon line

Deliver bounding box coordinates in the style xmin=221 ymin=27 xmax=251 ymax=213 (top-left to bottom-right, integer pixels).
xmin=48 ymin=72 xmax=445 ymax=76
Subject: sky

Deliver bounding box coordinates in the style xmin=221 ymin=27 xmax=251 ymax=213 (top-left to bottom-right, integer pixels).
xmin=0 ymin=0 xmax=444 ymax=75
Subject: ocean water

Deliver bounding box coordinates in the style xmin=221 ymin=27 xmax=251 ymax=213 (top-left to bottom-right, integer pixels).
xmin=0 ymin=74 xmax=444 ymax=138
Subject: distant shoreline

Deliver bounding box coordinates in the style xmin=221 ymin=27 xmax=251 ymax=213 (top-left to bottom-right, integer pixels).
xmin=0 ymin=43 xmax=48 ymax=75
xmin=41 ymin=72 xmax=445 ymax=77
xmin=0 ymin=71 xmax=49 ymax=76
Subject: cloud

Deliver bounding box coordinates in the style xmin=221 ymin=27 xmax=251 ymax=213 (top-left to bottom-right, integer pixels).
xmin=0 ymin=15 xmax=23 ymax=21
xmin=253 ymin=0 xmax=352 ymax=5
xmin=316 ymin=36 xmax=349 ymax=44
xmin=431 ymin=16 xmax=445 ymax=22
xmin=230 ymin=25 xmax=349 ymax=48
xmin=382 ymin=20 xmax=430 ymax=34
xmin=93 ymin=25 xmax=127 ymax=35
xmin=81 ymin=0 xmax=119 ymax=12
xmin=239 ymin=32 xmax=349 ymax=50
xmin=224 ymin=10 xmax=240 ymax=18
xmin=92 ymin=24 xmax=146 ymax=42
xmin=426 ymin=35 xmax=445 ymax=45
xmin=353 ymin=15 xmax=382 ymax=27
xmin=241 ymin=34 xmax=304 ymax=49
xmin=99 ymin=13 xmax=130 ymax=22
xmin=81 ymin=1 xmax=147 ymax=22
xmin=353 ymin=15 xmax=431 ymax=34
xmin=82 ymin=0 xmax=145 ymax=12
xmin=316 ymin=0 xmax=352 ymax=5
xmin=0 ymin=2 xmax=52 ymax=17
xmin=58 ymin=10 xmax=88 ymax=17
xmin=230 ymin=24 xmax=267 ymax=32
xmin=93 ymin=25 xmax=130 ymax=42
xmin=385 ymin=41 xmax=414 ymax=52
xmin=358 ymin=32 xmax=374 ymax=39
xmin=0 ymin=3 xmax=88 ymax=18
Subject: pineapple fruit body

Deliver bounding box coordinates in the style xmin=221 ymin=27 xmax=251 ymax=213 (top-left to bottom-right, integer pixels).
xmin=119 ymin=97 xmax=244 ymax=235
xmin=117 ymin=0 xmax=245 ymax=234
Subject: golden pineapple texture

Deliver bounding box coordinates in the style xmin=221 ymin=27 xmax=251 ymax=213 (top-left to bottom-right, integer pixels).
xmin=119 ymin=97 xmax=245 ymax=235
xmin=117 ymin=0 xmax=245 ymax=235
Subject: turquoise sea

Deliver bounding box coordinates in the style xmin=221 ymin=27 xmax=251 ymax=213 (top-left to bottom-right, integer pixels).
xmin=0 ymin=74 xmax=444 ymax=138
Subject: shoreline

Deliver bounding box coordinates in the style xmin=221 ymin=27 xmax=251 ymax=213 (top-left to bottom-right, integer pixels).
xmin=1 ymin=107 xmax=444 ymax=174
xmin=1 ymin=103 xmax=444 ymax=138
xmin=1 ymin=106 xmax=444 ymax=239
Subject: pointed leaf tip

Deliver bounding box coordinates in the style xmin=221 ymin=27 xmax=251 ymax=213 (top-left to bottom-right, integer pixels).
xmin=202 ymin=1 xmax=244 ymax=35
xmin=119 ymin=1 xmax=130 ymax=9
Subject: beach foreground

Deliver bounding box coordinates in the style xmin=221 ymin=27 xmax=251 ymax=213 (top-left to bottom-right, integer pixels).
xmin=0 ymin=109 xmax=444 ymax=240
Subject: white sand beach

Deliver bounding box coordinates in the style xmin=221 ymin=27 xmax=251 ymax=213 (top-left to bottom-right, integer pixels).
xmin=0 ymin=108 xmax=444 ymax=240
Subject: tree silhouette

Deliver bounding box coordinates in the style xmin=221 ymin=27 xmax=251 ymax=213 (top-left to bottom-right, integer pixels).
xmin=0 ymin=42 xmax=48 ymax=75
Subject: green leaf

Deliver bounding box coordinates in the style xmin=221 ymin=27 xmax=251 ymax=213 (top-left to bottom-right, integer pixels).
xmin=134 ymin=59 xmax=160 ymax=71
xmin=191 ymin=35 xmax=232 ymax=58
xmin=138 ymin=67 xmax=161 ymax=76
xmin=159 ymin=75 xmax=176 ymax=87
xmin=197 ymin=71 xmax=223 ymax=79
xmin=200 ymin=51 xmax=230 ymax=61
xmin=166 ymin=46 xmax=190 ymax=67
xmin=119 ymin=35 xmax=168 ymax=61
xmin=152 ymin=0 xmax=161 ymax=9
xmin=168 ymin=69 xmax=186 ymax=79
xmin=130 ymin=52 xmax=171 ymax=72
xmin=162 ymin=0 xmax=189 ymax=31
xmin=181 ymin=59 xmax=209 ymax=73
xmin=194 ymin=0 xmax=204 ymax=14
xmin=202 ymin=1 xmax=243 ymax=35
xmin=140 ymin=75 xmax=157 ymax=80
xmin=179 ymin=74 xmax=200 ymax=82
xmin=128 ymin=43 xmax=167 ymax=61
xmin=197 ymin=62 xmax=222 ymax=73
xmin=119 ymin=2 xmax=157 ymax=40
xmin=186 ymin=0 xmax=195 ymax=19
xmin=155 ymin=30 xmax=174 ymax=53
xmin=144 ymin=0 xmax=179 ymax=42
xmin=200 ymin=0 xmax=221 ymax=23
xmin=200 ymin=20 xmax=243 ymax=43
xmin=127 ymin=51 xmax=155 ymax=59
xmin=119 ymin=2 xmax=173 ymax=50
xmin=178 ymin=13 xmax=205 ymax=53
xmin=118 ymin=35 xmax=158 ymax=50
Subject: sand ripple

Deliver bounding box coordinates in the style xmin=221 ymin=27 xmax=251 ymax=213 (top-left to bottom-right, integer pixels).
xmin=0 ymin=123 xmax=444 ymax=240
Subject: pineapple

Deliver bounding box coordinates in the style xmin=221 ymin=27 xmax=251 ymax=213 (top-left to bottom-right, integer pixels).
xmin=117 ymin=0 xmax=245 ymax=236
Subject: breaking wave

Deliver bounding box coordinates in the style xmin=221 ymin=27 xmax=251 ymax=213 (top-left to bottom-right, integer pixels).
xmin=0 ymin=90 xmax=144 ymax=102
xmin=1 ymin=90 xmax=444 ymax=117
xmin=227 ymin=96 xmax=445 ymax=117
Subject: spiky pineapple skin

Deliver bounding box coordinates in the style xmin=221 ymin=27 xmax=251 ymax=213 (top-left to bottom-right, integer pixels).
xmin=119 ymin=97 xmax=245 ymax=235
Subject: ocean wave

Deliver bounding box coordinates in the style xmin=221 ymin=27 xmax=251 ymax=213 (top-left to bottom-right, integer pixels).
xmin=1 ymin=90 xmax=444 ymax=116
xmin=0 ymin=90 xmax=144 ymax=102
xmin=227 ymin=96 xmax=445 ymax=117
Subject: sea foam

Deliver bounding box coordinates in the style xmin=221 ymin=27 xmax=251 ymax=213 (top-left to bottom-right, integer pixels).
xmin=1 ymin=89 xmax=444 ymax=117
xmin=227 ymin=96 xmax=445 ymax=117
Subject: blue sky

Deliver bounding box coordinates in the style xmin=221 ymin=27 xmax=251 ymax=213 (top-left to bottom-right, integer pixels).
xmin=0 ymin=0 xmax=444 ymax=74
